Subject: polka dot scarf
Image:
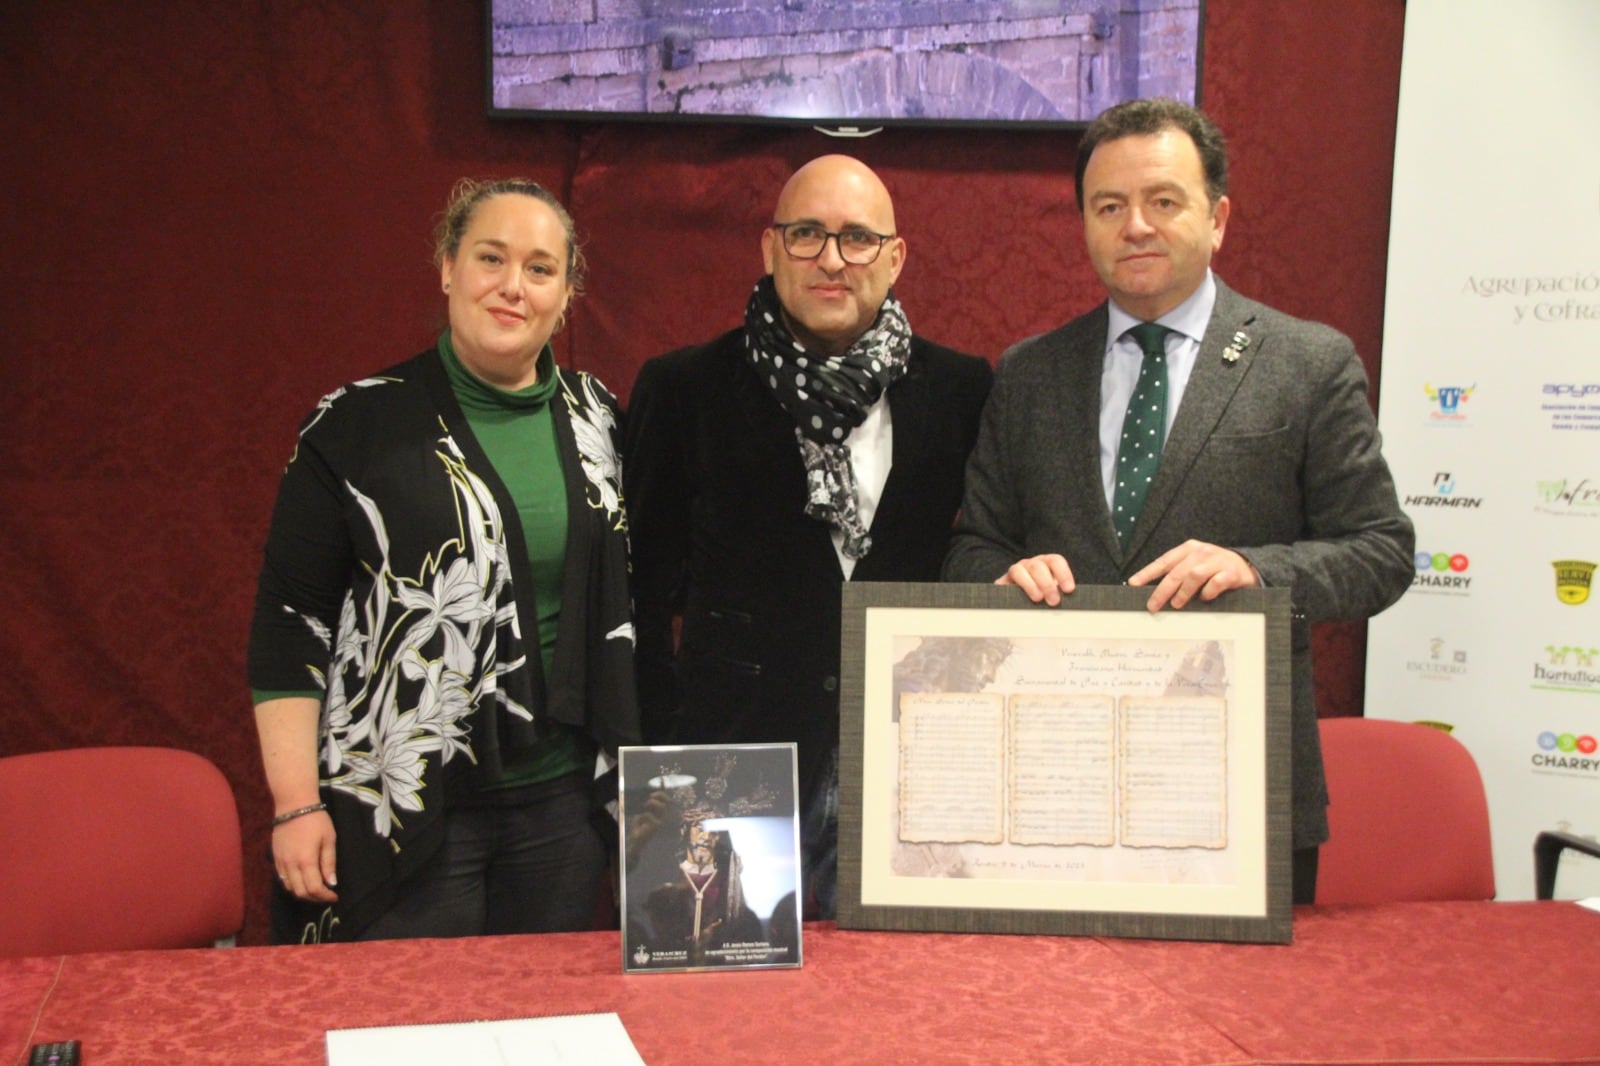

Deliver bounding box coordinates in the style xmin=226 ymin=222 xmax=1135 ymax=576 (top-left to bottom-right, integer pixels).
xmin=743 ymin=275 xmax=913 ymax=560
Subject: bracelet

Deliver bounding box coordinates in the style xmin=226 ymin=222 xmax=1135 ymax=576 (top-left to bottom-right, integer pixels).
xmin=272 ymin=802 xmax=328 ymax=827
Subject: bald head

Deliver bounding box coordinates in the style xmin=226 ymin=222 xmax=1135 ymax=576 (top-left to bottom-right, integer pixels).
xmin=773 ymin=155 xmax=898 ymax=235
xmin=761 ymin=155 xmax=906 ymax=357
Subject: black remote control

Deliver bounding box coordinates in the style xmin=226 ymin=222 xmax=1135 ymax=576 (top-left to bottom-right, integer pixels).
xmin=28 ymin=1041 xmax=80 ymax=1066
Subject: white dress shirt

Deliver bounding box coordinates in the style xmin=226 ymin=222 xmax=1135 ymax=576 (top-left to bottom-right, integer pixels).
xmin=833 ymin=394 xmax=891 ymax=578
xmin=1098 ymin=271 xmax=1218 ymax=510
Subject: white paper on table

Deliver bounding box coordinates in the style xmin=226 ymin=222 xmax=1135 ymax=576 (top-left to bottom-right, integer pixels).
xmin=326 ymin=1012 xmax=645 ymax=1065
xmin=1576 ymin=897 xmax=1600 ymax=914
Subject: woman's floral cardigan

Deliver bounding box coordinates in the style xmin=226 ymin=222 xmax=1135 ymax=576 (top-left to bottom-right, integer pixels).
xmin=248 ymin=343 xmax=639 ymax=939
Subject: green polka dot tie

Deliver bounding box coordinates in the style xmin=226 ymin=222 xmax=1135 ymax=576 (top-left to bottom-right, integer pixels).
xmin=1112 ymin=322 xmax=1173 ymax=548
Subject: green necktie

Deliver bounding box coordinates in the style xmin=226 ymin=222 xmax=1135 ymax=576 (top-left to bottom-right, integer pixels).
xmin=1112 ymin=322 xmax=1172 ymax=548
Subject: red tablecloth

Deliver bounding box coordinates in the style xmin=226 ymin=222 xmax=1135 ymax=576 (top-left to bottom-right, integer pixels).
xmin=4 ymin=902 xmax=1598 ymax=1065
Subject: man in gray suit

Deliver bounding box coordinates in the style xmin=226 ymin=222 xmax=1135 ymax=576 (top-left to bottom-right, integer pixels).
xmin=943 ymin=99 xmax=1413 ymax=903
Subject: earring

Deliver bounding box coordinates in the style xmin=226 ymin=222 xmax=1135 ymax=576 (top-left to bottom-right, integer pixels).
xmin=443 ymin=282 xmax=451 ymax=292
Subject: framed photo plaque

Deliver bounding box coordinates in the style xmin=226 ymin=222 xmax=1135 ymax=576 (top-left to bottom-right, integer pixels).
xmin=837 ymin=583 xmax=1293 ymax=944
xmin=619 ymin=743 xmax=803 ymax=973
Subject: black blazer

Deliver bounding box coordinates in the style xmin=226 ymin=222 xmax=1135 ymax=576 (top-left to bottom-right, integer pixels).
xmin=625 ymin=328 xmax=992 ymax=801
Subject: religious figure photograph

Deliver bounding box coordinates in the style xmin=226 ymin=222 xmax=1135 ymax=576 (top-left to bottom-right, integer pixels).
xmin=620 ymin=744 xmax=802 ymax=973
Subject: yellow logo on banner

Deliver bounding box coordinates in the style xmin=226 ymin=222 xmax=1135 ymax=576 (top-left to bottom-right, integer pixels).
xmin=1553 ymin=560 xmax=1596 ymax=605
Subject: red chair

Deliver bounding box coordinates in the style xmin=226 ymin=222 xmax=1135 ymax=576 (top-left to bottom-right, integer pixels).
xmin=1316 ymin=717 xmax=1495 ymax=904
xmin=0 ymin=746 xmax=244 ymax=957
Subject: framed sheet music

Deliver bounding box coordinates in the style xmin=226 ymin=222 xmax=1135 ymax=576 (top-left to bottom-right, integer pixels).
xmin=619 ymin=743 xmax=803 ymax=973
xmin=837 ymin=583 xmax=1292 ymax=944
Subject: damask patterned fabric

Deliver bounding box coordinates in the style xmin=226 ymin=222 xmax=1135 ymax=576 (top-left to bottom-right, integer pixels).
xmin=1 ymin=2 xmax=1408 ymax=943
xmin=247 ymin=345 xmax=638 ymax=938
xmin=6 ymin=905 xmax=1600 ymax=1063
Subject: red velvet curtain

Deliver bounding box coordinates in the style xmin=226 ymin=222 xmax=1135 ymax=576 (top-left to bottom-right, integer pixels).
xmin=0 ymin=1 xmax=1405 ymax=944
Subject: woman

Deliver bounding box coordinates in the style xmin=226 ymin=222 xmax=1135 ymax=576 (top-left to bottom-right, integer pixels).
xmin=247 ymin=178 xmax=638 ymax=942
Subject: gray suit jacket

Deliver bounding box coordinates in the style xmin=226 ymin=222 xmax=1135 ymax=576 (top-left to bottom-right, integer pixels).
xmin=944 ymin=279 xmax=1414 ymax=847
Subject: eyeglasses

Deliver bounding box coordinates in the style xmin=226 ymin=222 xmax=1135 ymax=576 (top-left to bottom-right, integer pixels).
xmin=771 ymin=221 xmax=895 ymax=265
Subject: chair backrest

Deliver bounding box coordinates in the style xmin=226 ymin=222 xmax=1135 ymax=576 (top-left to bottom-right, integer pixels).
xmin=0 ymin=746 xmax=244 ymax=957
xmin=1316 ymin=717 xmax=1495 ymax=905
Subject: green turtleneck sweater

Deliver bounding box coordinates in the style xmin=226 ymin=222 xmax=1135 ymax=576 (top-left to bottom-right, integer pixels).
xmin=437 ymin=332 xmax=591 ymax=787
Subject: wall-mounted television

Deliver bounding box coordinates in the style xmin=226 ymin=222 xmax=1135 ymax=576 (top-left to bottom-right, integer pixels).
xmin=488 ymin=1 xmax=1203 ymax=131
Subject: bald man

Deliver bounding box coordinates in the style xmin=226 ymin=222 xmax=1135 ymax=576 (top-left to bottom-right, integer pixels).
xmin=625 ymin=156 xmax=992 ymax=918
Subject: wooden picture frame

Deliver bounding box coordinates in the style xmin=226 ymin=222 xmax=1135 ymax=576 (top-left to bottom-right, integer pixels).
xmin=837 ymin=583 xmax=1292 ymax=944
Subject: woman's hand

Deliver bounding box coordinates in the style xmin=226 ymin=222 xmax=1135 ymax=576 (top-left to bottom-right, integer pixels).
xmin=255 ymin=696 xmax=339 ymax=903
xmin=272 ymin=810 xmax=339 ymax=902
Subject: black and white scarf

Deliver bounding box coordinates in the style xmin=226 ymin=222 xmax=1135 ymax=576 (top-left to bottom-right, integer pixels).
xmin=743 ymin=275 xmax=913 ymax=560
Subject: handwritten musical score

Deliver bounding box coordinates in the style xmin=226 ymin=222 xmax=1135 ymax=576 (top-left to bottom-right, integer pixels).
xmin=897 ymin=692 xmax=1228 ymax=849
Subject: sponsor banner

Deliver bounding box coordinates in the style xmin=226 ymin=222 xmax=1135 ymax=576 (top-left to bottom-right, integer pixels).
xmin=1368 ymin=0 xmax=1600 ymax=900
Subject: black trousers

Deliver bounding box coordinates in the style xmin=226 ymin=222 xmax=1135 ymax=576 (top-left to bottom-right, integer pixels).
xmin=1292 ymin=846 xmax=1320 ymax=905
xmin=360 ymin=774 xmax=605 ymax=940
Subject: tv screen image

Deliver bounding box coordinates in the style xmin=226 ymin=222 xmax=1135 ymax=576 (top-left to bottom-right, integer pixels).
xmin=489 ymin=0 xmax=1202 ymax=129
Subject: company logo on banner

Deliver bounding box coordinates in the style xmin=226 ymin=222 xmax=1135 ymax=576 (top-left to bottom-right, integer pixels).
xmin=1534 ymin=644 xmax=1600 ymax=694
xmin=1534 ymin=731 xmax=1600 ymax=777
xmin=1541 ymin=384 xmax=1600 ymax=432
xmin=1425 ymin=383 xmax=1475 ymax=422
xmin=1407 ymin=636 xmax=1469 ymax=681
xmin=1535 ymin=477 xmax=1600 ymax=517
xmin=1553 ymin=560 xmax=1596 ymax=604
xmin=1406 ymin=471 xmax=1484 ymax=510
xmin=1412 ymin=550 xmax=1471 ymax=593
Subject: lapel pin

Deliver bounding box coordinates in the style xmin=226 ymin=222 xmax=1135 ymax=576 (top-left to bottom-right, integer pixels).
xmin=1222 ymin=330 xmax=1251 ymax=364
